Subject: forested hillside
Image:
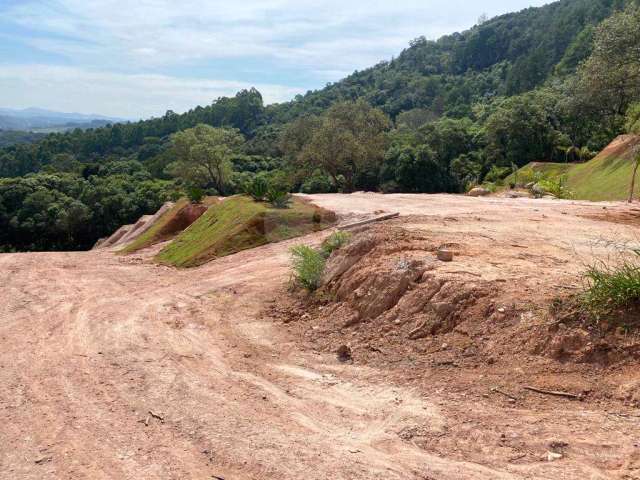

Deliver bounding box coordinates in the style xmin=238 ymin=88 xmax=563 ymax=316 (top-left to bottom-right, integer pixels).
xmin=2 ymin=0 xmax=640 ymax=251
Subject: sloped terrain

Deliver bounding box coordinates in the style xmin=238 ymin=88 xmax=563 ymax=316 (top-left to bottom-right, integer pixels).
xmin=509 ymin=135 xmax=640 ymax=201
xmin=2 ymin=193 xmax=640 ymax=479
xmin=120 ymin=197 xmax=218 ymax=254
xmin=156 ymin=195 xmax=336 ymax=268
xmin=505 ymin=162 xmax=573 ymax=186
xmin=568 ymin=135 xmax=640 ymax=201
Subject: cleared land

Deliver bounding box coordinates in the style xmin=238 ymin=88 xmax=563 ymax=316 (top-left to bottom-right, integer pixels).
xmin=1 ymin=193 xmax=639 ymax=479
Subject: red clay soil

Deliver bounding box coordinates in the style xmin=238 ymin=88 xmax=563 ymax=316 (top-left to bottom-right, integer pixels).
xmin=1 ymin=193 xmax=640 ymax=479
xmin=158 ymin=203 xmax=209 ymax=238
xmin=597 ymin=134 xmax=640 ymax=162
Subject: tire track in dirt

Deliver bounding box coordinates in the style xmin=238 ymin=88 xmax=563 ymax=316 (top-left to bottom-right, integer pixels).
xmin=2 ymin=194 xmax=640 ymax=479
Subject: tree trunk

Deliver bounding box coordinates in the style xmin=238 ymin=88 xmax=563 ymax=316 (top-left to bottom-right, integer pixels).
xmin=628 ymin=158 xmax=640 ymax=203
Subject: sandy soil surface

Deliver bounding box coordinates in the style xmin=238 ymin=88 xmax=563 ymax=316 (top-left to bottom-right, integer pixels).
xmin=1 ymin=193 xmax=640 ymax=479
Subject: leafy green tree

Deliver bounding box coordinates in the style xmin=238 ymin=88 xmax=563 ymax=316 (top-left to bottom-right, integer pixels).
xmin=626 ymin=103 xmax=640 ymax=135
xmin=167 ymin=124 xmax=244 ymax=194
xmin=484 ymin=94 xmax=559 ymax=167
xmin=381 ymin=144 xmax=451 ymax=193
xmin=296 ymin=100 xmax=391 ymax=191
xmin=571 ymin=7 xmax=640 ymax=136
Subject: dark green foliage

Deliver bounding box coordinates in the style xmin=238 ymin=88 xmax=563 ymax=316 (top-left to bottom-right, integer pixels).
xmin=290 ymin=245 xmax=325 ymax=291
xmin=244 ymin=176 xmax=269 ymax=201
xmin=299 ymin=170 xmax=337 ymax=194
xmin=0 ymin=130 xmax=46 ymax=148
xmin=0 ymin=164 xmax=174 ymax=251
xmin=266 ymin=187 xmax=291 ymax=208
xmin=187 ymin=186 xmax=205 ymax=203
xmin=485 ymin=93 xmax=561 ymax=168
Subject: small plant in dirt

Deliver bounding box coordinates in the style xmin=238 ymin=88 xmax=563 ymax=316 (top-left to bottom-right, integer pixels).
xmin=582 ymin=253 xmax=640 ymax=323
xmin=290 ymin=232 xmax=351 ymax=292
xmin=187 ymin=186 xmax=205 ymax=203
xmin=266 ymin=187 xmax=291 ymax=208
xmin=320 ymin=231 xmax=351 ymax=258
xmin=244 ymin=176 xmax=269 ymax=201
xmin=290 ymin=245 xmax=326 ymax=291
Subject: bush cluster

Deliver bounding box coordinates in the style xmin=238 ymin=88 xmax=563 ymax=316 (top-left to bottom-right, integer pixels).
xmin=290 ymin=231 xmax=351 ymax=291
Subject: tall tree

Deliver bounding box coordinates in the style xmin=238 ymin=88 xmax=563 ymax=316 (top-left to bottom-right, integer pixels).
xmin=167 ymin=124 xmax=244 ymax=194
xmin=571 ymin=7 xmax=640 ymax=134
xmin=296 ymin=100 xmax=391 ymax=191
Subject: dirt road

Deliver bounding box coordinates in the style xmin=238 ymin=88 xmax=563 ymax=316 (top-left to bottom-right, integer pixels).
xmin=1 ymin=193 xmax=639 ymax=479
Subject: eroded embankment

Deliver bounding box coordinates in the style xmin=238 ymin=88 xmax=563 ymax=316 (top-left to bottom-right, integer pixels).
xmin=272 ymin=223 xmax=640 ymax=405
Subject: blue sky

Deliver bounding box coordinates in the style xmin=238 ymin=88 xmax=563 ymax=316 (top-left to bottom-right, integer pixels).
xmin=0 ymin=0 xmax=550 ymax=119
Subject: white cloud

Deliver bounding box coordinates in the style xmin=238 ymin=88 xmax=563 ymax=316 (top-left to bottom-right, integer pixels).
xmin=0 ymin=0 xmax=550 ymax=116
xmin=0 ymin=64 xmax=304 ymax=118
xmin=6 ymin=0 xmax=548 ymax=73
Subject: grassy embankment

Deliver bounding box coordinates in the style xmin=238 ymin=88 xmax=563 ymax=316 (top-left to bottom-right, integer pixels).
xmin=506 ymin=135 xmax=640 ymax=201
xmin=156 ymin=195 xmax=336 ymax=268
xmin=120 ymin=197 xmax=218 ymax=254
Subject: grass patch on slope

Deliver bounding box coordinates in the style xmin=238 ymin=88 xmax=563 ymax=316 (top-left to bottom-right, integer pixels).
xmin=156 ymin=195 xmax=336 ymax=268
xmin=567 ymin=154 xmax=635 ymax=201
xmin=120 ymin=197 xmax=218 ymax=254
xmin=505 ymin=135 xmax=640 ymax=201
xmin=504 ymin=162 xmax=572 ymax=186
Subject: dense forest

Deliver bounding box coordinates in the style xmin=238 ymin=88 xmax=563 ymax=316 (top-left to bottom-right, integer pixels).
xmin=2 ymin=0 xmax=640 ymax=251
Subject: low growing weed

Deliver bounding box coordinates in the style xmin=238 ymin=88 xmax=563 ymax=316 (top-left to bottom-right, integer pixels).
xmin=582 ymin=251 xmax=640 ymax=320
xmin=320 ymin=231 xmax=351 ymax=258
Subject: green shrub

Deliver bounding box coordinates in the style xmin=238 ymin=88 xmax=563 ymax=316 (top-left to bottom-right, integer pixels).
xmin=187 ymin=186 xmax=205 ymax=203
xmin=320 ymin=231 xmax=351 ymax=258
xmin=244 ymin=176 xmax=269 ymax=201
xmin=266 ymin=187 xmax=291 ymax=208
xmin=484 ymin=165 xmax=511 ymax=183
xmin=481 ymin=182 xmax=498 ymax=193
xmin=583 ymin=254 xmax=640 ymax=317
xmin=290 ymin=245 xmax=326 ymax=291
xmin=537 ymin=175 xmax=573 ymax=199
xmin=300 ymin=170 xmax=337 ymax=193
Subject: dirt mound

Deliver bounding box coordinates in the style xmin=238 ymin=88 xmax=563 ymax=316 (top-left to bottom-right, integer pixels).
xmin=96 ymin=224 xmax=132 ymax=249
xmin=120 ymin=198 xmax=218 ymax=254
xmin=320 ymin=230 xmax=493 ymax=335
xmin=157 ymin=196 xmax=336 ymax=268
xmin=274 ymin=224 xmax=640 ymax=374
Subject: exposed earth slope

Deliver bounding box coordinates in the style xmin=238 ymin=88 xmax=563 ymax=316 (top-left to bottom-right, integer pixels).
xmin=1 ymin=193 xmax=639 ymax=479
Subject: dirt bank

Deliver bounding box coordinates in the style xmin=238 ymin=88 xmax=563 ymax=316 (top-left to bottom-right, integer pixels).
xmin=1 ymin=193 xmax=639 ymax=479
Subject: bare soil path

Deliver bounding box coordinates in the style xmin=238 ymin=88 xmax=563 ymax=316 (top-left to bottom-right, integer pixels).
xmin=1 ymin=193 xmax=639 ymax=479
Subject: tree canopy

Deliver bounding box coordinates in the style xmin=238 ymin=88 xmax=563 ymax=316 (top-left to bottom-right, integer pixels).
xmin=2 ymin=0 xmax=640 ymax=251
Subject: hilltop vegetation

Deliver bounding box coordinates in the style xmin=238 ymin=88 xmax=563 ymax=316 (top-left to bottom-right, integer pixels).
xmin=1 ymin=0 xmax=640 ymax=251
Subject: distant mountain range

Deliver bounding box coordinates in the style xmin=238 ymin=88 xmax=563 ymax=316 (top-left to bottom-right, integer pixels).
xmin=0 ymin=108 xmax=127 ymax=132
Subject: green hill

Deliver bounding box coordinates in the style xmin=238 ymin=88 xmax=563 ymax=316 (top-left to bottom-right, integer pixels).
xmin=509 ymin=135 xmax=640 ymax=201
xmin=156 ymin=196 xmax=336 ymax=268
xmin=0 ymin=0 xmax=624 ymax=179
